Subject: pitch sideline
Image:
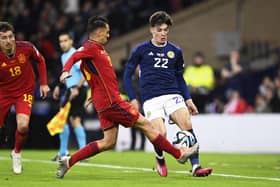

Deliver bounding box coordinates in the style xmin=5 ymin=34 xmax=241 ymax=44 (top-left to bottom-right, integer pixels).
xmin=0 ymin=156 xmax=279 ymax=182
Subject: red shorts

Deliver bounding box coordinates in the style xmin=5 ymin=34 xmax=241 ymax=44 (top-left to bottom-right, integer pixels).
xmin=98 ymin=100 xmax=140 ymax=130
xmin=0 ymin=90 xmax=34 ymax=126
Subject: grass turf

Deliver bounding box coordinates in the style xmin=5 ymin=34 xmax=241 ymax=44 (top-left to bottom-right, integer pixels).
xmin=0 ymin=150 xmax=279 ymax=187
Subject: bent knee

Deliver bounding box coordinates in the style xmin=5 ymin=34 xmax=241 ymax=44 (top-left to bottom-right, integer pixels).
xmin=99 ymin=138 xmax=117 ymax=151
xmin=17 ymin=125 xmax=29 ymax=133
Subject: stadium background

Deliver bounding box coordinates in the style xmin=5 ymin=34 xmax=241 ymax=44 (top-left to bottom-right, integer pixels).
xmin=1 ymin=0 xmax=280 ymax=153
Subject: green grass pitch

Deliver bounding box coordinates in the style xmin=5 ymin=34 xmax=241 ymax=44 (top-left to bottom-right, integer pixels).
xmin=0 ymin=150 xmax=279 ymax=187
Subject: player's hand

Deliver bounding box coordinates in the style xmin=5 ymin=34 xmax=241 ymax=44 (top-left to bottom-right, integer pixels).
xmin=60 ymin=71 xmax=71 ymax=83
xmin=53 ymin=86 xmax=60 ymax=100
xmin=40 ymin=85 xmax=50 ymax=99
xmin=84 ymin=97 xmax=92 ymax=113
xmin=130 ymin=99 xmax=140 ymax=111
xmin=186 ymin=99 xmax=199 ymax=115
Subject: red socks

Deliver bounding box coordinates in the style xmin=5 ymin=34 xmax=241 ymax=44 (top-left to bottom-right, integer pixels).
xmin=69 ymin=141 xmax=100 ymax=167
xmin=152 ymin=134 xmax=181 ymax=159
xmin=69 ymin=136 xmax=180 ymax=167
xmin=14 ymin=129 xmax=28 ymax=153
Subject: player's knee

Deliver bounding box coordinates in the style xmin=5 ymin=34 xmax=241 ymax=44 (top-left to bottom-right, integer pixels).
xmin=16 ymin=114 xmax=30 ymax=132
xmin=100 ymin=137 xmax=116 ymax=150
xmin=17 ymin=125 xmax=29 ymax=133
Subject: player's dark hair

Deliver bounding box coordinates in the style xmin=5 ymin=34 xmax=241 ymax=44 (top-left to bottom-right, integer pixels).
xmin=87 ymin=16 xmax=108 ymax=33
xmin=149 ymin=11 xmax=173 ymax=27
xmin=0 ymin=22 xmax=14 ymax=33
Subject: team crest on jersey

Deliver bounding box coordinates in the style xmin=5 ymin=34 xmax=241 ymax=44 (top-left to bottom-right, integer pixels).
xmin=1 ymin=62 xmax=7 ymax=67
xmin=167 ymin=51 xmax=175 ymax=59
xmin=18 ymin=53 xmax=26 ymax=64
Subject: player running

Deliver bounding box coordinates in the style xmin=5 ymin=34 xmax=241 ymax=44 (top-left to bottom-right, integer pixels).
xmin=56 ymin=16 xmax=199 ymax=179
xmin=0 ymin=22 xmax=49 ymax=174
xmin=123 ymin=11 xmax=212 ymax=177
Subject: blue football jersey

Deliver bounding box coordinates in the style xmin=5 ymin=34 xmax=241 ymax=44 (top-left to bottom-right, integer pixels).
xmin=124 ymin=40 xmax=190 ymax=103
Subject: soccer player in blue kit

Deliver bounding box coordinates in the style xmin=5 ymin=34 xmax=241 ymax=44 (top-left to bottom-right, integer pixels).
xmin=124 ymin=11 xmax=212 ymax=177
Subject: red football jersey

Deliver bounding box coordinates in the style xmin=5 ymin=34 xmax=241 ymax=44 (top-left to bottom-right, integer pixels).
xmin=0 ymin=41 xmax=47 ymax=95
xmin=63 ymin=40 xmax=121 ymax=111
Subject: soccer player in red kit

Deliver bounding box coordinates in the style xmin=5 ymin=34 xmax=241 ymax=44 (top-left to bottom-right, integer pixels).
xmin=0 ymin=22 xmax=50 ymax=174
xmin=56 ymin=16 xmax=199 ymax=179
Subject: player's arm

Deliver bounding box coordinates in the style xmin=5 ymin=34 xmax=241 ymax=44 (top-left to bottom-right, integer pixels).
xmin=123 ymin=47 xmax=141 ymax=110
xmin=176 ymin=50 xmax=198 ymax=115
xmin=30 ymin=43 xmax=50 ymax=98
xmin=69 ymin=76 xmax=86 ymax=101
xmin=75 ymin=61 xmax=86 ymax=88
xmin=68 ymin=61 xmax=86 ymax=100
xmin=61 ymin=47 xmax=92 ymax=82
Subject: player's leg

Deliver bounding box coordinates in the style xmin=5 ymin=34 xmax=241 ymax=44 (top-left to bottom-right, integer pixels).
xmin=56 ymin=126 xmax=119 ymax=178
xmin=143 ymin=97 xmax=168 ymax=176
xmin=108 ymin=100 xmax=198 ymax=164
xmin=150 ymin=118 xmax=168 ymax=176
xmin=134 ymin=114 xmax=199 ymax=164
xmin=11 ymin=113 xmax=29 ymax=174
xmin=170 ymin=107 xmax=213 ymax=177
xmin=0 ymin=98 xmax=11 ymax=145
xmin=12 ymin=93 xmax=33 ymax=174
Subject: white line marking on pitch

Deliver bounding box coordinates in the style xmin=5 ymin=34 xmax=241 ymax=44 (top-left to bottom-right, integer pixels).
xmin=0 ymin=157 xmax=279 ymax=182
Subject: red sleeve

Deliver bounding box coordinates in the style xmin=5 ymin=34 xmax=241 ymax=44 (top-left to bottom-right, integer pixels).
xmin=63 ymin=46 xmax=93 ymax=72
xmin=30 ymin=44 xmax=48 ymax=85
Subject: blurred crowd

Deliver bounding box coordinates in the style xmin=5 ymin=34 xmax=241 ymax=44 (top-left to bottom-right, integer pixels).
xmin=185 ymin=46 xmax=280 ymax=114
xmin=1 ymin=0 xmax=279 ymax=116
xmin=0 ymin=0 xmax=203 ymax=117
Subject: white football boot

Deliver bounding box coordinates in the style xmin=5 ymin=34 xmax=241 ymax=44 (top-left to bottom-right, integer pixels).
xmin=11 ymin=150 xmax=22 ymax=174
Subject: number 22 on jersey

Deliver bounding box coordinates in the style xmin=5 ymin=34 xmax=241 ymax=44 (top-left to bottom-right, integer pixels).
xmin=153 ymin=57 xmax=168 ymax=69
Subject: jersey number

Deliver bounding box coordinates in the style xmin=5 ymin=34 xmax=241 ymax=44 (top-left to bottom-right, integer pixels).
xmin=23 ymin=94 xmax=33 ymax=106
xmin=154 ymin=58 xmax=168 ymax=69
xmin=9 ymin=66 xmax=22 ymax=77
